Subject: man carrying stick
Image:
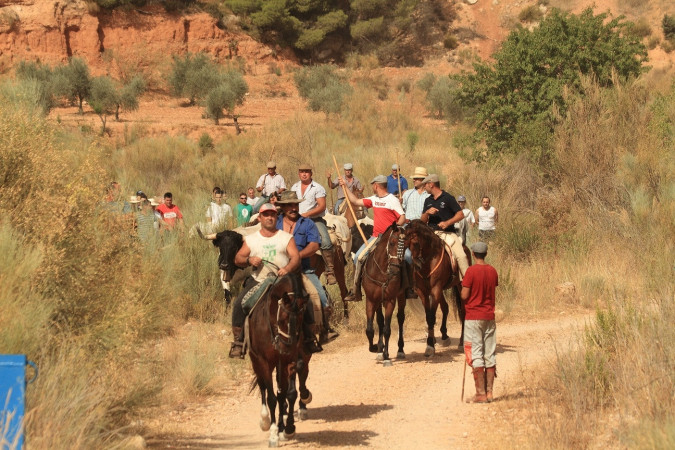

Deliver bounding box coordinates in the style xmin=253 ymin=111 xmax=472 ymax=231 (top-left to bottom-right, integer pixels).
xmin=461 ymin=241 xmax=499 ymax=403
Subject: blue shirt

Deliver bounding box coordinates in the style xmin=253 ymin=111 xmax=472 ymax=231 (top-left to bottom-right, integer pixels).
xmin=276 ymin=215 xmax=321 ymax=271
xmin=387 ymin=174 xmax=408 ymax=195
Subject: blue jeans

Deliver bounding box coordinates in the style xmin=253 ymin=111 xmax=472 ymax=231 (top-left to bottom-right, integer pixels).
xmin=312 ymin=218 xmax=332 ymax=251
xmin=353 ymin=236 xmax=377 ymax=264
xmin=333 ymin=198 xmax=344 ymax=215
xmin=304 ymin=270 xmax=329 ymax=307
xmin=252 ymin=195 xmax=270 ymax=214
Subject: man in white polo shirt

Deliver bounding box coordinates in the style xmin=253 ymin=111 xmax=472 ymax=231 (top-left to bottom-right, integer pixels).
xmin=339 ymin=174 xmax=406 ymax=302
xmin=253 ymin=161 xmax=286 ymax=213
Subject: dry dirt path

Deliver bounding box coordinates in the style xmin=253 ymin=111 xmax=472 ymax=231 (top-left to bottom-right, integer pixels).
xmin=146 ymin=313 xmax=591 ymax=449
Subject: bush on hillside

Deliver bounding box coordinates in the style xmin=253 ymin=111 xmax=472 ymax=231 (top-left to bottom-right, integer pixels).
xmin=663 ymin=14 xmax=675 ymax=42
xmin=168 ymin=52 xmax=223 ymax=106
xmin=294 ymin=65 xmax=352 ymax=116
xmin=205 ymin=70 xmax=248 ymax=125
xmin=54 ymin=57 xmax=92 ymax=114
xmin=88 ymin=75 xmax=146 ymax=134
xmin=425 ymin=76 xmax=462 ymax=121
xmin=14 ymin=60 xmax=58 ymax=114
xmin=455 ymin=8 xmax=648 ymax=164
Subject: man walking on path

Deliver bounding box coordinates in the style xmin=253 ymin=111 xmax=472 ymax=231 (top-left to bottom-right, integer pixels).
xmin=291 ymin=164 xmax=337 ymax=285
xmin=253 ymin=161 xmax=286 ymax=213
xmin=156 ymin=192 xmax=185 ymax=235
xmin=420 ymin=175 xmax=469 ymax=279
xmin=461 ymin=241 xmax=498 ymax=403
xmin=387 ymin=164 xmax=408 ymax=196
xmin=402 ymin=167 xmax=430 ymax=221
xmin=327 ymin=163 xmax=363 ymax=215
xmin=476 ymin=196 xmax=497 ymax=242
xmin=235 ymin=192 xmax=253 ymax=226
xmin=206 ymin=187 xmax=232 ymax=231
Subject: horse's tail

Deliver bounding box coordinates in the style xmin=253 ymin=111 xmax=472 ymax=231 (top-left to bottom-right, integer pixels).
xmin=249 ymin=374 xmax=259 ymax=394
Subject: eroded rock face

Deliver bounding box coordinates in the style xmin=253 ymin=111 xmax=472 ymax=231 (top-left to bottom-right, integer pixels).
xmin=0 ymin=1 xmax=288 ymax=73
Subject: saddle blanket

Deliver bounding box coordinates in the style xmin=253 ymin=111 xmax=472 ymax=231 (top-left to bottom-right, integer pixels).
xmin=241 ymin=276 xmax=275 ymax=315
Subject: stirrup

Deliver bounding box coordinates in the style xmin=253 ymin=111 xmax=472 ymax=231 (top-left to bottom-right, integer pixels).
xmin=304 ymin=338 xmax=323 ymax=354
xmin=229 ymin=341 xmax=245 ymax=359
xmin=344 ymin=290 xmax=362 ymax=302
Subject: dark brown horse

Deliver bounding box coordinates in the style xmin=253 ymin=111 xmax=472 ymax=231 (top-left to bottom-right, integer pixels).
xmin=405 ymin=220 xmax=469 ymax=356
xmin=360 ymin=223 xmax=407 ymax=365
xmin=248 ymin=271 xmax=308 ymax=446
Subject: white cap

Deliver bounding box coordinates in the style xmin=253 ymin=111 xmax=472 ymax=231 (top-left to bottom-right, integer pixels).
xmin=392 ymin=164 xmax=399 ymax=170
xmin=344 ymin=163 xmax=353 ymax=170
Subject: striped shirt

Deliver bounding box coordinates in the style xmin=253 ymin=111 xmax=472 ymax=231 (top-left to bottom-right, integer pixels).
xmin=402 ymin=188 xmax=430 ymax=221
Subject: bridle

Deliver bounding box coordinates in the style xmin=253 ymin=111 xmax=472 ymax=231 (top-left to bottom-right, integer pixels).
xmin=364 ymin=225 xmax=406 ymax=301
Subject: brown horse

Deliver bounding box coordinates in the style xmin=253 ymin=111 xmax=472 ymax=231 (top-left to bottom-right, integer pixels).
xmin=248 ymin=271 xmax=309 ymax=446
xmin=405 ymin=220 xmax=469 ymax=356
xmin=361 ymin=223 xmax=407 ymax=365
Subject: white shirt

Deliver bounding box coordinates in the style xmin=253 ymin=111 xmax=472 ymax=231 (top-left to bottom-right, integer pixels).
xmin=291 ymin=181 xmax=327 ymax=218
xmin=456 ymin=207 xmax=475 ymax=243
xmin=402 ymin=188 xmax=430 ymax=221
xmin=206 ymin=202 xmax=232 ymax=228
xmin=245 ymin=230 xmax=293 ymax=283
xmin=256 ymin=173 xmax=286 ymax=197
xmin=246 ymin=196 xmax=257 ymax=206
xmin=477 ymin=206 xmax=496 ymax=231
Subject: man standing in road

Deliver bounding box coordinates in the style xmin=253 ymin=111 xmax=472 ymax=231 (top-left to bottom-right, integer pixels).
xmin=461 ymin=241 xmax=498 ymax=403
xmin=228 ymin=203 xmax=301 ymax=358
xmin=291 ymin=164 xmax=337 ymax=285
xmin=420 ymin=175 xmax=469 ymax=279
xmin=253 ymin=161 xmax=286 ymax=213
xmin=235 ymin=192 xmax=253 ymax=226
xmin=327 ymin=163 xmax=363 ymax=215
xmin=476 ymin=196 xmax=498 ymax=242
xmin=387 ymin=164 xmax=408 ymax=196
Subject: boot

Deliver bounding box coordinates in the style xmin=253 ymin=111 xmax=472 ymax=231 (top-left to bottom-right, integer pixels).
xmin=345 ymin=261 xmax=363 ymax=302
xmin=224 ymin=289 xmax=232 ymax=308
xmin=321 ymin=249 xmax=337 ymax=285
xmin=486 ymin=366 xmax=496 ymax=402
xmin=466 ymin=367 xmax=488 ymax=403
xmin=321 ymin=305 xmax=339 ymax=343
xmin=302 ymin=321 xmax=323 ymax=354
xmin=228 ymin=326 xmax=245 ymax=359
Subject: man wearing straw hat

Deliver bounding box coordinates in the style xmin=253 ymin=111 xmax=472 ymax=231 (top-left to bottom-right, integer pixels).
xmin=253 ymin=161 xmax=286 ymax=214
xmin=291 ymin=163 xmax=338 ymax=285
xmin=402 ymin=167 xmax=431 ymax=221
xmin=327 ymin=163 xmax=363 ymax=215
xmin=340 ymin=174 xmax=406 ymax=302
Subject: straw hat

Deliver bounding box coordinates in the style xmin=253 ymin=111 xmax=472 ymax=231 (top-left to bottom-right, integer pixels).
xmin=149 ymin=197 xmax=160 ymax=206
xmin=410 ymin=167 xmax=428 ymax=179
xmin=129 ymin=195 xmax=140 ymax=204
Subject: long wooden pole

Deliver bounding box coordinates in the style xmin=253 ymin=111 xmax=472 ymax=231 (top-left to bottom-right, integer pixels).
xmin=461 ymin=358 xmax=467 ymax=402
xmin=396 ymin=150 xmax=402 ymax=201
xmin=332 ymin=155 xmax=367 ymax=244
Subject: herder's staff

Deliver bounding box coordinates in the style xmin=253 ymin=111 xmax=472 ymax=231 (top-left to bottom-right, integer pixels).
xmin=332 ymin=155 xmax=367 ymax=245
xmin=396 ymin=151 xmax=402 ymax=201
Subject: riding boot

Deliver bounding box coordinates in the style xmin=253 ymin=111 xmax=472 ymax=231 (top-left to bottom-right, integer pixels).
xmin=302 ymin=320 xmax=323 ymax=354
xmin=321 ymin=249 xmax=337 ymax=285
xmin=229 ymin=326 xmax=245 ymax=359
xmin=404 ymin=263 xmax=417 ymax=299
xmin=223 ymin=289 xmax=232 ymax=308
xmin=345 ymin=260 xmax=363 ymax=302
xmin=486 ymin=366 xmax=496 ymax=402
xmin=466 ymin=367 xmax=488 ymax=403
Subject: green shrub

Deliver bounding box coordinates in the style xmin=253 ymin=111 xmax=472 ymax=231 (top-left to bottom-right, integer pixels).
xmin=168 ymin=52 xmax=221 ymax=105
xmin=443 ymin=34 xmax=459 ymax=50
xmin=629 ymin=17 xmax=652 ymax=38
xmin=198 ymin=132 xmax=214 ymax=152
xmin=425 ymin=76 xmax=462 ymax=121
xmin=54 ymin=57 xmax=91 ymax=114
xmin=416 ymin=72 xmax=436 ymax=93
xmin=396 ymin=79 xmax=411 ymax=93
xmin=663 ymin=15 xmax=675 ymax=41
xmin=205 ymin=70 xmax=248 ymax=125
xmin=294 ymin=65 xmax=352 ymax=116
xmin=518 ymin=5 xmax=544 ymax=23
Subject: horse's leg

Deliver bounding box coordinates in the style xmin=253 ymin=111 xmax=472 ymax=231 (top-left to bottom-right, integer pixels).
xmin=265 ymin=368 xmax=278 ymax=447
xmin=376 ymin=304 xmax=385 ymax=360
xmin=454 ymin=285 xmax=466 ymax=349
xmin=425 ymin=286 xmax=443 ymax=357
xmin=439 ymin=293 xmax=451 ymax=345
xmin=381 ymin=300 xmax=395 ymax=366
xmin=297 ymin=354 xmax=311 ymax=420
xmin=366 ymin=299 xmax=378 ymax=353
xmin=334 ymin=249 xmax=350 ymax=324
xmin=274 ymin=363 xmax=288 ymax=443
xmin=396 ymin=295 xmax=406 ymax=359
xmin=283 ymin=365 xmax=298 ymax=440
xmin=258 ymin=378 xmax=272 ymax=432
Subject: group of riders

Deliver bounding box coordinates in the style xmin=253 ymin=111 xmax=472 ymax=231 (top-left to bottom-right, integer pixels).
xmin=226 ymin=160 xmax=478 ymax=361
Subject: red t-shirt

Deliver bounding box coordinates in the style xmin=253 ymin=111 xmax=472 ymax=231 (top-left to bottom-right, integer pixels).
xmin=362 ymin=194 xmax=404 ymax=237
xmin=461 ymin=264 xmax=498 ymax=320
xmin=156 ymin=204 xmax=183 ymax=229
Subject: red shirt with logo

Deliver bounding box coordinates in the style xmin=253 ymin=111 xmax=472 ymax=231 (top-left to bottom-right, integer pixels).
xmin=362 ymin=194 xmax=404 ymax=237
xmin=461 ymin=264 xmax=498 ymax=320
xmin=156 ymin=204 xmax=183 ymax=229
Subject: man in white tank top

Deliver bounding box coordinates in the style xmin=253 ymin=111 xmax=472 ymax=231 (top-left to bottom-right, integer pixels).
xmin=475 ymin=196 xmax=498 ymax=242
xmin=228 ymin=203 xmax=300 ymax=358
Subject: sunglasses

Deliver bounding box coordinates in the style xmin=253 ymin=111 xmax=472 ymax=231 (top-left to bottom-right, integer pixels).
xmin=260 ymin=211 xmax=277 ymax=216
xmin=240 ymin=197 xmax=246 ymax=200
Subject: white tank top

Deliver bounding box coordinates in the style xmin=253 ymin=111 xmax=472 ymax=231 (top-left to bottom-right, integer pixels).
xmin=478 ymin=206 xmax=496 ymax=231
xmin=245 ymin=230 xmax=293 ymax=283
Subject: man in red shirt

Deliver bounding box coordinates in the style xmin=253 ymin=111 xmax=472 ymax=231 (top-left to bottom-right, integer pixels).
xmin=461 ymin=241 xmax=498 ymax=403
xmin=156 ymin=192 xmax=184 ymax=234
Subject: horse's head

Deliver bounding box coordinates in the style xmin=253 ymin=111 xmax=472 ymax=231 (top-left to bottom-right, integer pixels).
xmin=269 ymin=272 xmax=307 ymax=355
xmin=213 ymin=230 xmax=244 ymax=281
xmin=376 ymin=222 xmax=406 ymax=273
xmin=405 ymin=220 xmax=428 ymax=264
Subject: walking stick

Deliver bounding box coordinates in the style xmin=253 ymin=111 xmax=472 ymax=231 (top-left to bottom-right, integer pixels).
xmin=461 ymin=358 xmax=467 ymax=402
xmin=396 ymin=151 xmax=402 ymax=201
xmin=332 ymin=155 xmax=367 ymax=244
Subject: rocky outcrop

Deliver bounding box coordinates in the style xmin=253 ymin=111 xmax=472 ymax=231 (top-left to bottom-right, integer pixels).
xmin=0 ymin=1 xmax=291 ymax=73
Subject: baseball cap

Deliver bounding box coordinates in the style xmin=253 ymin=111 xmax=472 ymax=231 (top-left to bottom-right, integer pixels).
xmin=298 ymin=163 xmax=312 ymax=171
xmin=421 ymin=174 xmax=439 ymax=183
xmin=457 ymin=195 xmax=467 ymax=202
xmin=344 ymin=163 xmax=353 ymax=170
xmin=259 ymin=203 xmax=278 ymax=214
xmin=471 ymin=242 xmax=488 ymax=253
xmin=370 ymin=175 xmax=387 ymax=184
xmin=267 ymin=161 xmax=276 ymax=169
xmin=391 ymin=164 xmax=399 ymax=170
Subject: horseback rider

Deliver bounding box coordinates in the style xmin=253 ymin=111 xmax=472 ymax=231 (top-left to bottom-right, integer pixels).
xmin=326 ymin=163 xmax=363 ymax=215
xmin=253 ymin=161 xmax=286 ymax=213
xmin=290 ymin=164 xmax=338 ymax=286
xmin=276 ymin=191 xmax=339 ymax=344
xmin=340 ymin=175 xmax=406 ymax=302
xmin=228 ymin=203 xmax=303 ymax=358
xmin=420 ymin=174 xmax=469 ymax=279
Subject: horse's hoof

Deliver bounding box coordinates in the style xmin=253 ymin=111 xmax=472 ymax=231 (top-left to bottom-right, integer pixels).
xmin=383 ymin=359 xmax=393 ymax=367
xmin=457 ymin=343 xmax=464 ymax=351
xmin=376 ymin=353 xmax=384 ymax=361
xmin=268 ymin=439 xmax=279 ymax=448
xmin=268 ymin=424 xmax=279 ymax=447
xmin=424 ymin=345 xmax=435 ymax=357
xmin=282 ymin=431 xmax=295 ymax=440
xmin=298 ymin=408 xmax=308 ymax=421
xmin=260 ymin=406 xmax=271 ymax=431
xmin=369 ymin=345 xmax=379 ymax=353
xmin=397 ymin=351 xmax=406 ymax=359
xmin=441 ymin=337 xmax=451 ymax=347
xmin=301 ymin=391 xmax=312 ymax=404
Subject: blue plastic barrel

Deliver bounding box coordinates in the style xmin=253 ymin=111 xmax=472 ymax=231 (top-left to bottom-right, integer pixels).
xmin=0 ymin=355 xmax=37 ymax=450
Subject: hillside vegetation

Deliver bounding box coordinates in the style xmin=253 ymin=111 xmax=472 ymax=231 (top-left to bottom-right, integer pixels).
xmin=1 ymin=5 xmax=673 ymax=448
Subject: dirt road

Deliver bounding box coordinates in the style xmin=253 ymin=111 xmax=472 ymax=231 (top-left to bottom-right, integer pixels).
xmin=146 ymin=313 xmax=590 ymax=449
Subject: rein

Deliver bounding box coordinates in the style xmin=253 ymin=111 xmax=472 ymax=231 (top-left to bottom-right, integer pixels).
xmin=364 ymin=226 xmax=406 ymax=301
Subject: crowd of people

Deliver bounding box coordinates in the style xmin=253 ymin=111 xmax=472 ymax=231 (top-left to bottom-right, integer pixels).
xmin=104 ymin=160 xmax=500 ymax=403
